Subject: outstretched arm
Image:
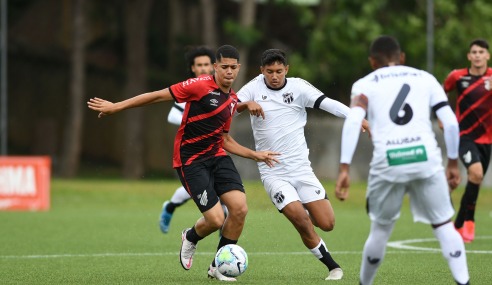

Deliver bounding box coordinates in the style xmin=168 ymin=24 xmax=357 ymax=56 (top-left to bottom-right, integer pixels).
xmin=236 ymin=101 xmax=265 ymax=119
xmin=335 ymin=94 xmax=368 ymax=201
xmin=318 ymin=97 xmax=371 ymax=137
xmin=222 ymin=132 xmax=280 ymax=168
xmin=88 ymin=88 xmax=174 ymax=118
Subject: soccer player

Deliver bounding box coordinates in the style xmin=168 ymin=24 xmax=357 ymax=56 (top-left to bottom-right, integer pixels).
xmin=336 ymin=35 xmax=469 ymax=285
xmin=160 ymin=46 xmax=229 ymax=234
xmin=443 ymin=38 xmax=492 ymax=243
xmin=88 ymin=45 xmax=280 ymax=281
xmin=235 ymin=49 xmax=370 ymax=280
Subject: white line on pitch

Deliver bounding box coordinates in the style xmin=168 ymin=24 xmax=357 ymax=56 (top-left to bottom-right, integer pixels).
xmin=387 ymin=236 xmax=492 ymax=253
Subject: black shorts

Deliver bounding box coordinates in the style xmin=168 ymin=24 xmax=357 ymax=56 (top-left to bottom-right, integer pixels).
xmin=459 ymin=138 xmax=491 ymax=174
xmin=176 ymin=155 xmax=245 ymax=213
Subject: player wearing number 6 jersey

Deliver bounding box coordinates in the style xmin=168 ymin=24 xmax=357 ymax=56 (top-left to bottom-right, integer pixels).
xmin=336 ymin=36 xmax=469 ymax=285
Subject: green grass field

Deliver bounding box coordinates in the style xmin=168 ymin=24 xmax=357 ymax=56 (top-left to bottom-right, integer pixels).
xmin=1 ymin=179 xmax=491 ymax=284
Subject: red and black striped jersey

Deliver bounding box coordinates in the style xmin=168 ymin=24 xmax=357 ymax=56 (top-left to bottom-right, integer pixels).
xmin=169 ymin=75 xmax=238 ymax=168
xmin=444 ymin=67 xmax=492 ymax=144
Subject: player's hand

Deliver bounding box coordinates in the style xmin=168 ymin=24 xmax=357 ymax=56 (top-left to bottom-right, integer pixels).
xmin=253 ymin=151 xmax=281 ymax=168
xmin=335 ymin=164 xmax=351 ymax=201
xmin=438 ymin=119 xmax=444 ymax=131
xmin=361 ymin=119 xmax=372 ymax=138
xmin=87 ymin=97 xmax=118 ymax=118
xmin=246 ymin=101 xmax=265 ymax=120
xmin=446 ymin=159 xmax=462 ymax=191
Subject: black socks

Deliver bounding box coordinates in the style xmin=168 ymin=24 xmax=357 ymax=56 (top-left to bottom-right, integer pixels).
xmin=455 ymin=181 xmax=479 ymax=228
xmin=185 ymin=226 xmax=204 ymax=244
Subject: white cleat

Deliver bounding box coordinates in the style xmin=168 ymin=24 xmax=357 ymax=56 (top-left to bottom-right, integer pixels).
xmin=208 ymin=265 xmax=237 ymax=281
xmin=325 ymin=268 xmax=343 ymax=280
xmin=179 ymin=228 xmax=197 ymax=270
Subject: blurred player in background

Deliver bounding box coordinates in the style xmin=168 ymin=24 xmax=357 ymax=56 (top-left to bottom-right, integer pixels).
xmin=236 ymin=49 xmax=370 ymax=280
xmin=160 ymin=46 xmax=229 ymax=235
xmin=443 ymin=38 xmax=492 ymax=243
xmin=88 ymin=45 xmax=280 ymax=281
xmin=336 ymin=36 xmax=469 ymax=285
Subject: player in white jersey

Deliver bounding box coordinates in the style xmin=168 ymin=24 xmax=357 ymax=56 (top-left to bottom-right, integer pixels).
xmin=160 ymin=46 xmax=228 ymax=234
xmin=335 ymin=36 xmax=469 ymax=285
xmin=236 ymin=49 xmax=370 ymax=280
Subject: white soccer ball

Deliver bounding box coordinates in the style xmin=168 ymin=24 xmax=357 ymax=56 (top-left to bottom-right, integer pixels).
xmin=214 ymin=244 xmax=248 ymax=277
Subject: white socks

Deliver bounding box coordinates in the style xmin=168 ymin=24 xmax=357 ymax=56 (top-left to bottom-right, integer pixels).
xmin=360 ymin=221 xmax=395 ymax=285
xmin=433 ymin=222 xmax=469 ymax=284
xmin=309 ymin=239 xmax=326 ymax=259
xmin=170 ymin=186 xmax=192 ymax=204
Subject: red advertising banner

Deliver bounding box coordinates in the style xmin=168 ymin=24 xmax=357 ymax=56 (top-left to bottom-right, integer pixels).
xmin=0 ymin=156 xmax=51 ymax=211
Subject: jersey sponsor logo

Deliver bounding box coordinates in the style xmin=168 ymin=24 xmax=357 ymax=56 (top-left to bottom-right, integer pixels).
xmin=274 ymin=191 xmax=285 ymax=204
xmin=386 ymin=145 xmax=428 ymax=166
xmin=386 ymin=136 xmax=421 ymax=146
xmin=463 ymin=151 xmax=472 ymax=164
xmin=282 ymin=92 xmax=294 ymax=104
xmin=210 ymin=99 xmax=218 ymax=106
xmin=262 ymin=95 xmax=267 ymax=100
xmin=197 ymin=190 xmax=208 ymax=206
xmin=461 ymin=76 xmax=471 ymax=80
xmin=379 ymin=71 xmax=420 ymax=80
xmin=209 ymin=90 xmax=221 ymax=96
xmin=182 ymin=76 xmax=212 ymax=87
xmin=371 ymin=75 xmax=379 ymax=82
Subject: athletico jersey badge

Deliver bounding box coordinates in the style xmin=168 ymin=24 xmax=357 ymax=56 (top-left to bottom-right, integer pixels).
xmin=197 ymin=190 xmax=208 ymax=206
xmin=283 ymin=92 xmax=294 ymax=104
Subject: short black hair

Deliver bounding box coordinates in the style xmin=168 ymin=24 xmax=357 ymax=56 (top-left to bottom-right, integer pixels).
xmin=261 ymin=49 xmax=287 ymax=67
xmin=469 ymin=38 xmax=489 ymax=50
xmin=369 ymin=35 xmax=401 ymax=65
xmin=185 ymin=46 xmax=215 ymax=77
xmin=216 ymin=45 xmax=240 ymax=62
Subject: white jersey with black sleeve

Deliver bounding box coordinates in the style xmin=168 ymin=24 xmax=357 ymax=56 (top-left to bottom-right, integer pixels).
xmin=348 ymin=65 xmax=451 ymax=182
xmin=237 ymin=74 xmax=349 ymax=179
xmin=167 ymin=102 xmax=186 ymax=126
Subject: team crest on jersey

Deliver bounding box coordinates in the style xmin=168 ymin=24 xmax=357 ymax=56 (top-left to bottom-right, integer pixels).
xmin=274 ymin=191 xmax=285 ymax=204
xmin=283 ymin=92 xmax=294 ymax=104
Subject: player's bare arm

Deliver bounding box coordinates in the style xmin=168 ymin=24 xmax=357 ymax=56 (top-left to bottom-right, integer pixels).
xmin=222 ymin=132 xmax=280 ymax=168
xmin=87 ymin=88 xmax=173 ymax=118
xmin=236 ymin=101 xmax=265 ymax=119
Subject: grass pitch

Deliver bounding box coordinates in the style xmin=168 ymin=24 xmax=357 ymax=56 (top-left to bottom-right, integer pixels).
xmin=1 ymin=179 xmax=491 ymax=284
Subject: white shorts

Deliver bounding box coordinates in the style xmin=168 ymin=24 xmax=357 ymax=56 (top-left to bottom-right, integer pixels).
xmin=366 ymin=171 xmax=454 ymax=225
xmin=262 ymin=170 xmax=327 ymax=211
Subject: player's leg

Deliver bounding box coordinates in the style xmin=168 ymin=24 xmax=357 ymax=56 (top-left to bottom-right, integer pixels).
xmin=159 ymin=186 xmax=192 ymax=233
xmin=176 ymin=161 xmax=225 ymax=270
xmin=207 ymin=156 xmax=246 ymax=281
xmin=462 ymin=143 xmax=490 ymax=242
xmin=264 ymin=176 xmax=341 ymax=280
xmin=408 ymin=171 xmax=469 ymax=285
xmin=455 ymin=139 xmax=481 ymax=240
xmin=360 ymin=175 xmax=404 ymax=285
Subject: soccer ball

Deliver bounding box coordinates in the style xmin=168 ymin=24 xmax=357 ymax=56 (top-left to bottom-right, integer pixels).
xmin=214 ymin=244 xmax=248 ymax=277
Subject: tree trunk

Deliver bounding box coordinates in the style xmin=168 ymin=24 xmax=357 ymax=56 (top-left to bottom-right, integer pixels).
xmin=123 ymin=0 xmax=153 ymax=179
xmin=200 ymin=0 xmax=218 ymax=49
xmin=233 ymin=0 xmax=256 ymax=91
xmin=168 ymin=0 xmax=183 ymax=70
xmin=58 ymin=0 xmax=86 ymax=177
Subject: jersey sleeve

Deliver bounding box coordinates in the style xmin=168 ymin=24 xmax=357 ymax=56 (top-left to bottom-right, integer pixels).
xmin=299 ymin=78 xmax=325 ymax=108
xmin=443 ymin=70 xmax=457 ymax=93
xmin=169 ymin=78 xmax=206 ymax=103
xmin=350 ymin=78 xmax=371 ymax=100
xmin=429 ymin=74 xmax=450 ymax=108
xmin=236 ymin=76 xmax=259 ymax=102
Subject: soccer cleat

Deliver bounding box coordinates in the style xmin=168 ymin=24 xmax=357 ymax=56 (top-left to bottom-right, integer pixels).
xmin=462 ymin=221 xmax=475 ymax=242
xmin=159 ymin=201 xmax=173 ymax=234
xmin=325 ymin=268 xmax=343 ymax=280
xmin=180 ymin=228 xmax=197 ymax=270
xmin=207 ymin=264 xmax=237 ymax=281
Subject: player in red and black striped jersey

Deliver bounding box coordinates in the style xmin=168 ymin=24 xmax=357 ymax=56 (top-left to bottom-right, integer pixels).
xmin=443 ymin=38 xmax=492 ymax=243
xmin=88 ymin=45 xmax=280 ymax=280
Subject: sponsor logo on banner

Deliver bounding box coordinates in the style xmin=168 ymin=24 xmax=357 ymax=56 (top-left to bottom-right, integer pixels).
xmin=0 ymin=157 xmax=51 ymax=211
xmin=386 ymin=145 xmax=427 ymax=166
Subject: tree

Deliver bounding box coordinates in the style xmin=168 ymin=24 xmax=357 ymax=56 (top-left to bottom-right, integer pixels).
xmin=59 ymin=0 xmax=86 ymax=177
xmin=122 ymin=0 xmax=153 ymax=179
xmin=200 ymin=0 xmax=218 ymax=49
